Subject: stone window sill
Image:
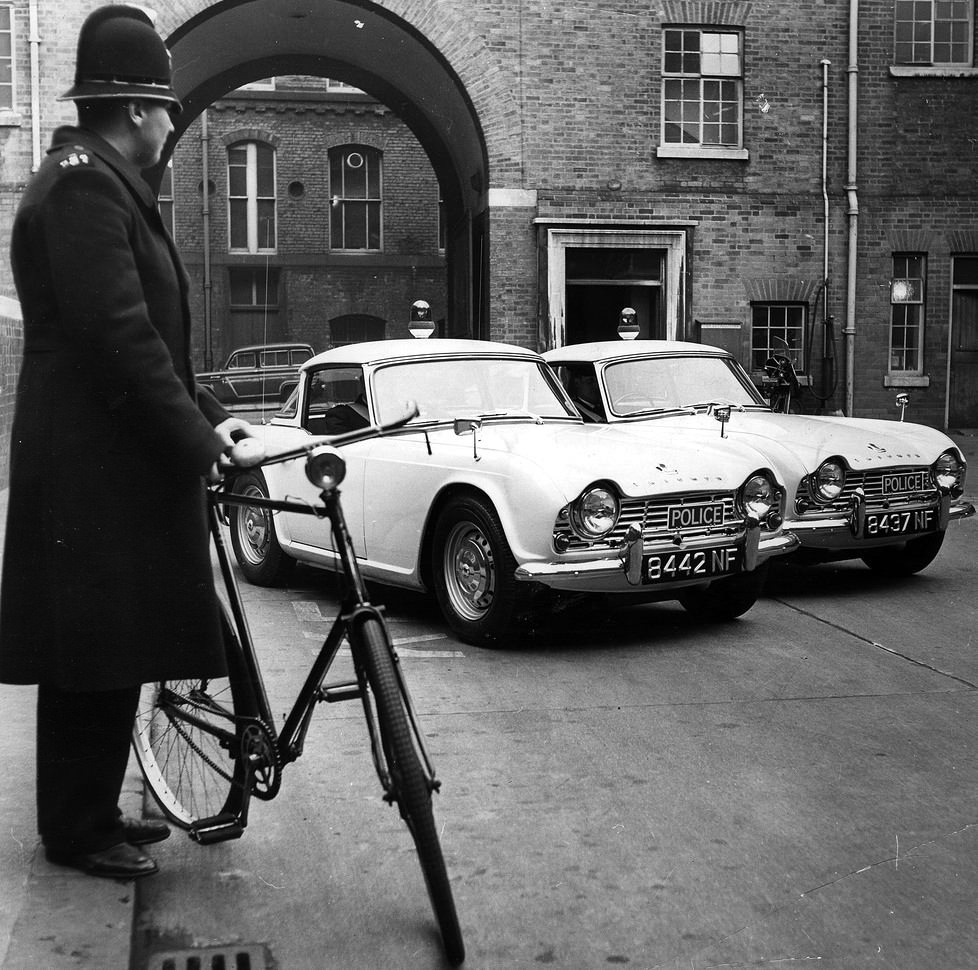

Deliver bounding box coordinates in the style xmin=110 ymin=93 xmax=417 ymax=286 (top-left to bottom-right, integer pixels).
xmin=656 ymin=145 xmax=749 ymax=161
xmin=890 ymin=65 xmax=978 ymax=78
xmin=884 ymin=374 xmax=930 ymax=388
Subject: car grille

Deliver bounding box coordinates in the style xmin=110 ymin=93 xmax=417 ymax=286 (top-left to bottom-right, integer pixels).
xmin=554 ymin=491 xmax=743 ymax=552
xmin=796 ymin=464 xmax=937 ymax=515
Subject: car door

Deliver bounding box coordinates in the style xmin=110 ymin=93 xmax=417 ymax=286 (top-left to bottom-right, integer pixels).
xmin=281 ymin=364 xmax=371 ymax=560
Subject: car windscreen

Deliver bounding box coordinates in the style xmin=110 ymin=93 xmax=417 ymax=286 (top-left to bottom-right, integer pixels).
xmin=603 ymin=355 xmax=766 ymax=415
xmin=372 ymin=357 xmax=577 ymax=424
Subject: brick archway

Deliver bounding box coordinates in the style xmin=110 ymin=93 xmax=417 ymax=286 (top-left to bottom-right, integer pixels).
xmin=160 ymin=0 xmax=503 ymax=337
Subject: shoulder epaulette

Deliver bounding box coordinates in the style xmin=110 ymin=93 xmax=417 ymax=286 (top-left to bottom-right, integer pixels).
xmin=58 ymin=146 xmax=92 ymax=169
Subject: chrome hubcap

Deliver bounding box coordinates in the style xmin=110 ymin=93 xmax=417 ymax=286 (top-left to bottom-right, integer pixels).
xmin=444 ymin=522 xmax=495 ymax=621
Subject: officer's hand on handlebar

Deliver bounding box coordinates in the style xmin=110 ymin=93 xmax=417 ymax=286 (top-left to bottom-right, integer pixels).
xmin=208 ymin=417 xmax=267 ymax=482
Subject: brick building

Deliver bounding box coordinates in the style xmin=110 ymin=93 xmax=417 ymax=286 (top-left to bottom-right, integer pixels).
xmin=2 ymin=0 xmax=978 ymax=486
xmin=168 ymin=77 xmax=448 ymax=369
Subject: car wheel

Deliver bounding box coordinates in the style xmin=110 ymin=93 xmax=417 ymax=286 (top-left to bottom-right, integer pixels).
xmin=859 ymin=530 xmax=945 ymax=577
xmin=678 ymin=563 xmax=769 ymax=621
xmin=228 ymin=471 xmax=296 ymax=586
xmin=431 ymin=495 xmax=528 ymax=647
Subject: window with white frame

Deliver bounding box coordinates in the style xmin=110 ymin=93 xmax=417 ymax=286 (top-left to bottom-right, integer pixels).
xmin=662 ymin=28 xmax=743 ymax=149
xmin=0 ymin=5 xmax=14 ymax=111
xmin=894 ymin=0 xmax=973 ymax=66
xmin=329 ymin=146 xmax=382 ymax=251
xmin=158 ymin=160 xmax=174 ymax=237
xmin=889 ymin=254 xmax=926 ymax=373
xmin=228 ymin=141 xmax=277 ymax=253
xmin=326 ymin=79 xmax=366 ymax=94
xmin=750 ymin=304 xmax=806 ymax=373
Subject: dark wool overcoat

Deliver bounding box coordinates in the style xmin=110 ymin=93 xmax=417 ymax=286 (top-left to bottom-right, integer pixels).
xmin=0 ymin=126 xmax=229 ymax=690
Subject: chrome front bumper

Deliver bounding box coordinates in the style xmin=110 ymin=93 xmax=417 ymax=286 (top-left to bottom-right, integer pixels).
xmin=787 ymin=493 xmax=975 ymax=550
xmin=514 ymin=524 xmax=800 ymax=593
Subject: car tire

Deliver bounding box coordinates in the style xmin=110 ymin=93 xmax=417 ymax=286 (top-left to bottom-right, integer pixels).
xmin=228 ymin=471 xmax=296 ymax=586
xmin=859 ymin=530 xmax=945 ymax=577
xmin=431 ymin=495 xmax=528 ymax=647
xmin=678 ymin=563 xmax=769 ymax=621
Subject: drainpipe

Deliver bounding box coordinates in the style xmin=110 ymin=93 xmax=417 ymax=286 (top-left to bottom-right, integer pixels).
xmin=820 ymin=58 xmax=831 ymax=397
xmin=201 ymin=109 xmax=213 ymax=369
xmin=28 ymin=0 xmax=41 ymax=171
xmin=844 ymin=0 xmax=860 ymax=416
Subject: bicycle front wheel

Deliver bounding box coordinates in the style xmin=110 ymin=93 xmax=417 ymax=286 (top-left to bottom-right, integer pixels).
xmin=356 ymin=616 xmax=465 ymax=966
xmin=132 ymin=606 xmax=257 ymax=828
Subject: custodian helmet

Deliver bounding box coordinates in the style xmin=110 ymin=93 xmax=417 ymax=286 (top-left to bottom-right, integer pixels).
xmin=59 ymin=5 xmax=182 ymax=111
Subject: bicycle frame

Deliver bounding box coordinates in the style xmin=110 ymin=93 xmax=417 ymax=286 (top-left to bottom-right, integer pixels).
xmin=201 ymin=480 xmax=440 ymax=836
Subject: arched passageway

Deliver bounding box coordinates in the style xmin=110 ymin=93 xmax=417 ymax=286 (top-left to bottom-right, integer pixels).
xmin=165 ymin=0 xmax=490 ymax=337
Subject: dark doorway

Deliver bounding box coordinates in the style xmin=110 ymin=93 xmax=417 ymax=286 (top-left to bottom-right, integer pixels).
xmin=563 ymin=248 xmax=664 ymax=344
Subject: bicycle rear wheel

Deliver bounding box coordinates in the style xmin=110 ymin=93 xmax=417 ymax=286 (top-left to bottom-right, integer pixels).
xmin=132 ymin=605 xmax=256 ymax=829
xmin=356 ymin=616 xmax=465 ymax=966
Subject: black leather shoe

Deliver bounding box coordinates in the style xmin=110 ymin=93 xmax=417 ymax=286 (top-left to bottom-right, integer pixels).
xmin=45 ymin=842 xmax=159 ymax=879
xmin=121 ymin=816 xmax=171 ymax=845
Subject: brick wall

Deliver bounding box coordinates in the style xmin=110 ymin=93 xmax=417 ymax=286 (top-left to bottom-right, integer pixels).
xmin=1 ymin=0 xmax=976 ymax=428
xmin=173 ymin=89 xmax=447 ymax=364
xmin=0 ymin=295 xmax=22 ymax=491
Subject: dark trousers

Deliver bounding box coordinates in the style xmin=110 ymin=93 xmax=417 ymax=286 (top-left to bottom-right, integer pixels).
xmin=37 ymin=684 xmax=140 ymax=854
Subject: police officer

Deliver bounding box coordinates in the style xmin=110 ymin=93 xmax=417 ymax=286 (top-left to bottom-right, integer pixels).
xmin=0 ymin=6 xmax=259 ymax=878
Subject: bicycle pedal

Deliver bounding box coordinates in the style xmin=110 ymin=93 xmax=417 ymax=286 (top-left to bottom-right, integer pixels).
xmin=189 ymin=813 xmax=246 ymax=845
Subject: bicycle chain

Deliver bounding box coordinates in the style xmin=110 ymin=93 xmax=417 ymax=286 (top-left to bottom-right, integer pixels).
xmin=166 ymin=702 xmax=280 ymax=799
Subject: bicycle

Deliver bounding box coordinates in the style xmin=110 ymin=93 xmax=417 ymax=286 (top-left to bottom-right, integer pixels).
xmin=131 ymin=410 xmax=465 ymax=966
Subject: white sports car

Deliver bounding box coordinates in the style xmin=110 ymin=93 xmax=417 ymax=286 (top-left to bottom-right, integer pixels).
xmin=228 ymin=339 xmax=798 ymax=645
xmin=544 ymin=340 xmax=974 ymax=578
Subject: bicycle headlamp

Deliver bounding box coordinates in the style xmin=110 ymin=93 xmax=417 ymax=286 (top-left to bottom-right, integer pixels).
xmin=305 ymin=446 xmax=346 ymax=491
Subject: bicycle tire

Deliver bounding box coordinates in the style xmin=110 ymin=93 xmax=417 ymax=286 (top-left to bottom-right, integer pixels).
xmin=132 ymin=603 xmax=257 ymax=829
xmin=355 ymin=616 xmax=465 ymax=966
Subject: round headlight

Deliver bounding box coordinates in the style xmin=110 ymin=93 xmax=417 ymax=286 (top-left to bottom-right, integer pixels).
xmin=305 ymin=445 xmax=346 ymax=491
xmin=570 ymin=486 xmax=620 ymax=539
xmin=813 ymin=459 xmax=846 ymax=501
xmin=934 ymin=452 xmax=962 ymax=493
xmin=740 ymin=472 xmax=776 ymax=521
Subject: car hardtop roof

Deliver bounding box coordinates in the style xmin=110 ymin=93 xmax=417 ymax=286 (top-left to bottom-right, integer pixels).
xmin=229 ymin=341 xmax=315 ymax=354
xmin=300 ymin=338 xmax=545 ymax=370
xmin=542 ymin=339 xmax=730 ymax=363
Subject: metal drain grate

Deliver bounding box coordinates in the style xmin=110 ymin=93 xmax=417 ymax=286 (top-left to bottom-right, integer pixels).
xmin=146 ymin=944 xmax=270 ymax=970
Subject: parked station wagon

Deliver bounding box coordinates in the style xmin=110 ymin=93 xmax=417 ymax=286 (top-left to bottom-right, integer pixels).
xmin=227 ymin=339 xmax=799 ymax=645
xmin=544 ymin=340 xmax=974 ymax=577
xmin=197 ymin=342 xmax=315 ymax=407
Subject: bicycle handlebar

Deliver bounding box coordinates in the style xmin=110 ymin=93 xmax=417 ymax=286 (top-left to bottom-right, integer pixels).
xmin=227 ymin=403 xmax=420 ymax=471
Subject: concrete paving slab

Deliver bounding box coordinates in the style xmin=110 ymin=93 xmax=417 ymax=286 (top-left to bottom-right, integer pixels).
xmin=0 ymin=486 xmax=141 ymax=970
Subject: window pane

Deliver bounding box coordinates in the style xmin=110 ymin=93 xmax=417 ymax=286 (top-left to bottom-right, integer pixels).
xmin=228 ymin=159 xmax=247 ymax=197
xmin=256 ymin=145 xmax=275 ymax=196
xmin=257 ymin=200 xmax=276 ymax=248
xmin=344 ymin=154 xmax=367 ymax=197
xmin=229 ymin=271 xmax=254 ymax=305
xmin=344 ymin=201 xmax=367 ymax=248
xmin=367 ymin=156 xmax=381 ymax=197
xmin=367 ymin=203 xmax=381 ymax=249
xmin=229 ymin=200 xmax=248 ymax=249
